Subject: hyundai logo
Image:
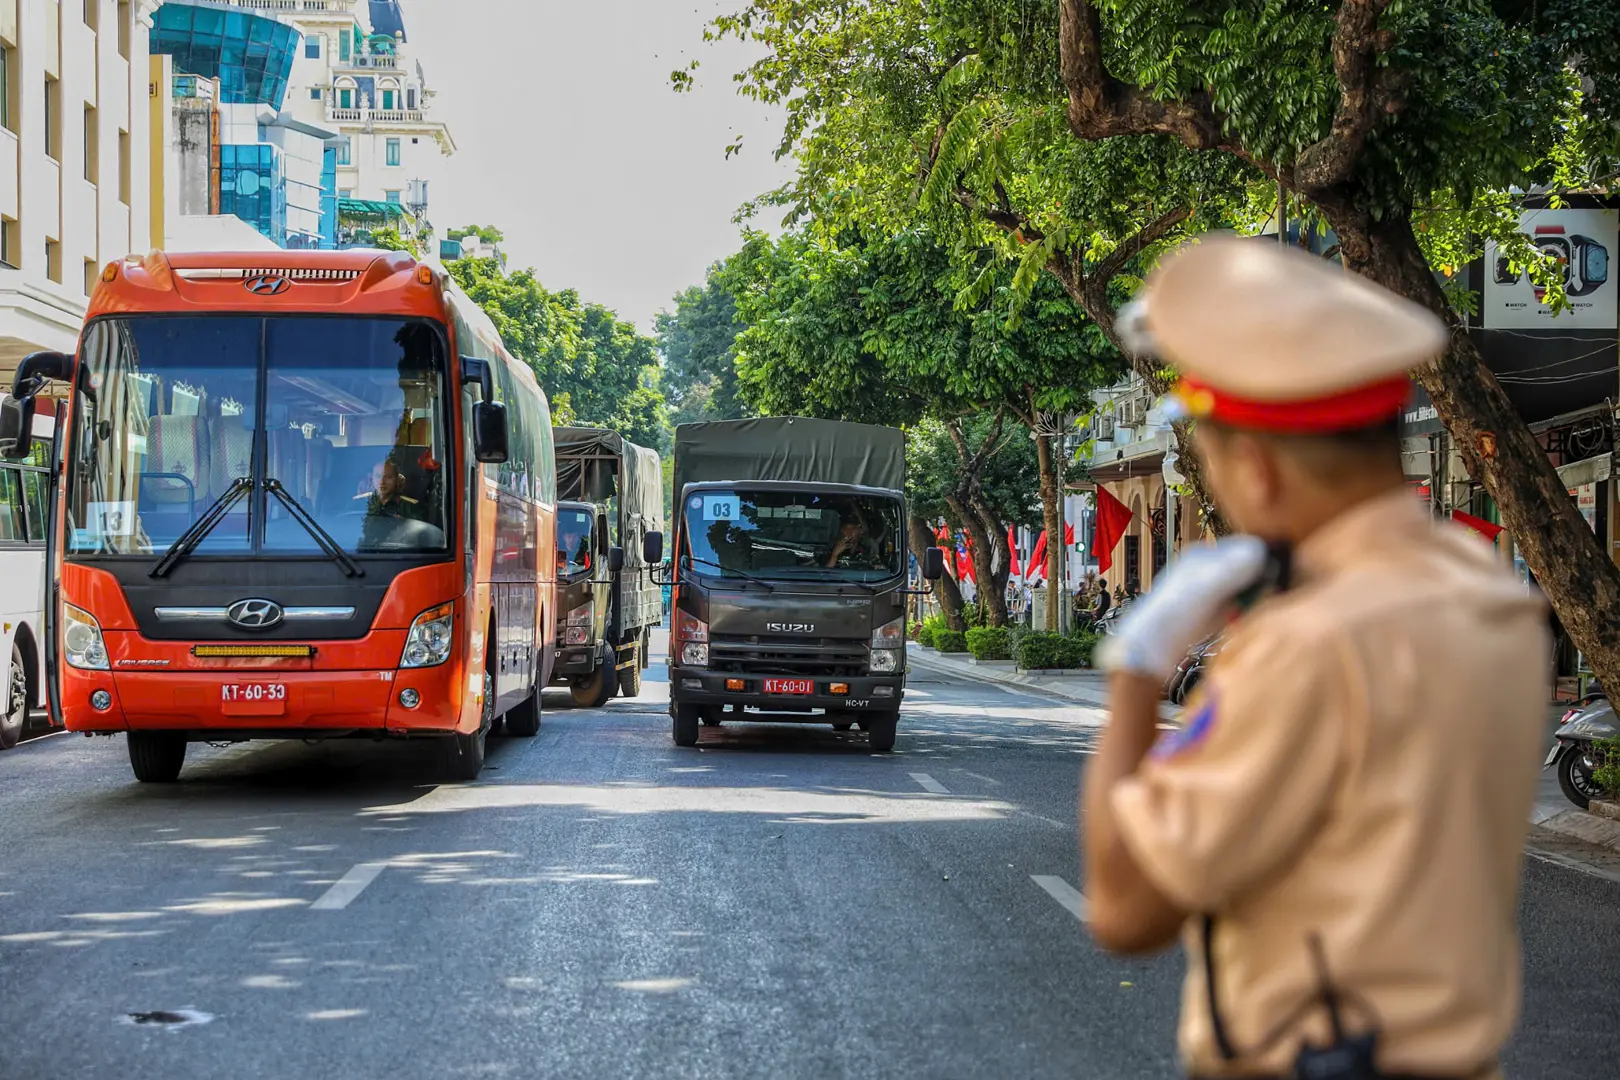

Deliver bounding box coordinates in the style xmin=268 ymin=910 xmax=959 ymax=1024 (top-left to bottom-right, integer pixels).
xmin=227 ymin=599 xmax=284 ymax=630
xmin=244 ymin=274 xmax=291 ymax=296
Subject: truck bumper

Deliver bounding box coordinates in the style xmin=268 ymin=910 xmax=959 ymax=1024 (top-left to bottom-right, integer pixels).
xmin=548 ymin=646 xmax=598 ymax=683
xmin=668 ymin=667 xmax=904 ymax=714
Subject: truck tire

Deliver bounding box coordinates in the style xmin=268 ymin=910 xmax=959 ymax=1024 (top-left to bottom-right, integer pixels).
xmin=504 ymin=677 xmax=543 ymax=737
xmin=672 ymin=704 xmax=701 ymax=747
xmin=128 ymin=732 xmax=187 ymax=783
xmin=617 ymin=642 xmax=643 ymax=698
xmin=866 ymin=711 xmax=899 ymax=752
xmin=570 ymin=647 xmax=616 ymax=709
xmin=640 ymin=628 xmax=651 ymax=669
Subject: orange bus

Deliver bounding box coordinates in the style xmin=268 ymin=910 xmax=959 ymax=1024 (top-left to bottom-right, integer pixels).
xmin=0 ymin=250 xmax=557 ymax=783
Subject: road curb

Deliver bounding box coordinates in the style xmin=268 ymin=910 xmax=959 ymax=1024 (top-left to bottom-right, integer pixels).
xmin=907 ymin=646 xmax=1181 ymax=721
xmin=1536 ymin=802 xmax=1620 ymax=857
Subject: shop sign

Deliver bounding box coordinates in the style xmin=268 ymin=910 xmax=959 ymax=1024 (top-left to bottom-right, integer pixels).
xmin=1571 ymin=483 xmax=1599 ymax=531
xmin=1483 ymin=207 xmax=1617 ymax=330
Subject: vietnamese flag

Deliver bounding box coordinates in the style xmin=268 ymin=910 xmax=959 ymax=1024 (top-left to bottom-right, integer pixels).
xmin=1029 ymin=530 xmax=1048 ymax=577
xmin=1007 ymin=526 xmax=1021 ymax=579
xmin=1091 ymin=487 xmax=1135 ymax=575
xmin=1451 ymin=510 xmax=1505 ymax=542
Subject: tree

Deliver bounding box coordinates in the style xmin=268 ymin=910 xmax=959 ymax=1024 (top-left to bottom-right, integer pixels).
xmin=654 ymin=267 xmax=749 ymax=427
xmin=447 ymin=256 xmax=671 ymax=451
xmin=728 ymin=226 xmax=1126 ymax=628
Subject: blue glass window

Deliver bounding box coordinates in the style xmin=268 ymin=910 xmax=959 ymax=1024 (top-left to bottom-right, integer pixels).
xmin=305 ymin=36 xmax=320 ymax=60
xmin=310 ymin=87 xmax=321 ymax=100
xmin=149 ymin=5 xmax=299 ymax=108
xmin=338 ymin=87 xmax=353 ymax=110
xmin=381 ymin=89 xmax=395 ymax=111
xmin=336 ymin=139 xmax=350 ymax=165
xmin=385 ymin=138 xmax=400 ymax=167
xmin=384 ymin=190 xmax=400 ymax=205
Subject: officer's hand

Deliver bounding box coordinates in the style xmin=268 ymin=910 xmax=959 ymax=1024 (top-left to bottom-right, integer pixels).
xmin=1097 ymin=537 xmax=1269 ymax=680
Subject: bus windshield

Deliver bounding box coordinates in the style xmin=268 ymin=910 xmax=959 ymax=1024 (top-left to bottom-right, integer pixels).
xmin=65 ymin=316 xmax=451 ymax=558
xmin=681 ymin=489 xmax=903 ymax=583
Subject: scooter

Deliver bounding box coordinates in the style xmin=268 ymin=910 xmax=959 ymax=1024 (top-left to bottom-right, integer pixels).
xmin=1545 ymin=694 xmax=1616 ymax=810
xmin=1167 ymin=633 xmax=1223 ymax=705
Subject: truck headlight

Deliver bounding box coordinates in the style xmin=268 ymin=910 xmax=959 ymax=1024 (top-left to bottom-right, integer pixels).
xmin=869 ymin=648 xmax=900 ymax=674
xmin=565 ymin=626 xmax=590 ymax=645
xmin=675 ymin=609 xmax=709 ymax=668
xmin=566 ymin=603 xmax=592 ymax=627
xmin=63 ymin=604 xmax=110 ymax=670
xmin=401 ymin=601 xmax=454 ymax=669
xmin=680 ymin=643 xmax=710 ymax=667
xmin=871 ymin=616 xmax=905 ymax=649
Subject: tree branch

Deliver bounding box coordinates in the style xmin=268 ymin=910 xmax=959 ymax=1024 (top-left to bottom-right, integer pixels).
xmin=1293 ymin=2 xmax=1405 ymax=194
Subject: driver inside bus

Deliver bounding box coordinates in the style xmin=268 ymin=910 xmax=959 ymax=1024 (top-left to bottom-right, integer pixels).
xmin=356 ymin=453 xmax=421 ymax=521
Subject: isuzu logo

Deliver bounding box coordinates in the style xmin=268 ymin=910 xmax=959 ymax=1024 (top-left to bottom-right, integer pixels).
xmin=245 ymin=274 xmax=291 ymax=296
xmin=227 ymin=599 xmax=284 ymax=630
xmin=766 ymin=622 xmax=814 ymax=633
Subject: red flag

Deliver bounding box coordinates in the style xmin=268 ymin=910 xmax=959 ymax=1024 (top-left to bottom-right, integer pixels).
xmin=956 ymin=546 xmax=975 ymax=582
xmin=1091 ymin=487 xmax=1135 ymax=575
xmin=1006 ymin=526 xmax=1021 ymax=578
xmin=1451 ymin=510 xmax=1504 ymax=542
xmin=1029 ymin=530 xmax=1048 ymax=576
xmin=1064 ymin=521 xmax=1075 ymax=546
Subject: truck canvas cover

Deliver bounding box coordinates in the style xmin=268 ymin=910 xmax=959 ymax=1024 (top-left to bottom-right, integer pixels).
xmin=673 ymin=417 xmax=906 ymax=497
xmin=555 ymin=427 xmax=664 ymax=632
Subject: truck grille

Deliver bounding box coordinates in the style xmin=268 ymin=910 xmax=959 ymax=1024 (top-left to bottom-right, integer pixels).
xmin=709 ymin=633 xmax=869 ymax=678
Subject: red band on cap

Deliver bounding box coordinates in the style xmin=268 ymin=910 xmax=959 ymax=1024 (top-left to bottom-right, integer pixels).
xmin=1177 ymin=375 xmax=1413 ymax=434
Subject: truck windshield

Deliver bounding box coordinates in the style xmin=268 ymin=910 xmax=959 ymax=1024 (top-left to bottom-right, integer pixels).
xmin=64 ymin=315 xmax=451 ymax=558
xmin=681 ymin=490 xmax=902 ymax=582
xmin=557 ymin=507 xmax=595 ymax=577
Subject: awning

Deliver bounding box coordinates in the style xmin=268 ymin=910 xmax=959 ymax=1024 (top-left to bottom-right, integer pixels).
xmin=1556 ymin=453 xmax=1612 ymax=488
xmin=338 ymin=198 xmax=406 ymax=219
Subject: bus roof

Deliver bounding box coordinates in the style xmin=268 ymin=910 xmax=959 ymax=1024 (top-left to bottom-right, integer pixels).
xmin=84 ymin=249 xmax=451 ymax=322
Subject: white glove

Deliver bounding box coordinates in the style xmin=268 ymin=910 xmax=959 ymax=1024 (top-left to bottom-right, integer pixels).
xmin=1097 ymin=536 xmax=1269 ymax=680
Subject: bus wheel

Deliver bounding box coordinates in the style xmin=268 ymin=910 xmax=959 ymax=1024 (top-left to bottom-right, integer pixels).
xmin=672 ymin=704 xmax=701 ymax=747
xmin=444 ymin=674 xmax=492 ymax=781
xmin=866 ymin=711 xmax=900 ymax=753
xmin=0 ymin=644 xmax=26 ymax=750
xmin=128 ymin=733 xmax=187 ymax=783
xmin=505 ymin=678 xmax=543 ymax=737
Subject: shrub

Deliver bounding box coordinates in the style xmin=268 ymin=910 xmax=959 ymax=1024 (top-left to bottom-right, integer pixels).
xmin=1595 ymin=737 xmax=1620 ymax=798
xmin=917 ymin=624 xmax=937 ymax=649
xmin=965 ymin=626 xmax=1012 ymax=662
xmin=1015 ymin=631 xmax=1094 ymax=670
xmin=934 ymin=629 xmax=968 ymax=654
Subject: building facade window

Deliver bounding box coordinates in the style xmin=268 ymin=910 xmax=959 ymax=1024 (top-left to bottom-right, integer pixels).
xmin=407 ymin=88 xmax=417 ymax=110
xmin=310 ymin=87 xmax=321 ymax=100
xmin=339 ymin=189 xmax=352 ymax=198
xmin=386 ymin=138 xmax=400 ymax=167
xmin=305 ymin=36 xmax=321 ymax=60
xmin=84 ymin=0 xmax=97 ymax=30
xmin=339 ymin=87 xmax=353 ymax=110
xmin=44 ymin=77 xmax=60 ymax=159
xmin=0 ymin=45 xmax=11 ymax=132
xmin=336 ymin=141 xmax=350 ymax=165
xmin=45 ymin=240 xmax=61 ymax=284
xmin=118 ymin=130 xmax=130 ymax=204
xmin=381 ymin=89 xmax=395 ymax=111
xmin=83 ymin=259 xmax=97 ymax=297
xmin=0 ymin=218 xmax=17 ymax=269
xmin=118 ymin=1 xmax=131 ymax=59
xmin=83 ymin=104 xmax=98 ymax=182
xmin=384 ymin=190 xmax=400 ymax=205
xmin=339 ymin=27 xmax=351 ymax=61
xmin=148 ymin=5 xmax=301 ymax=108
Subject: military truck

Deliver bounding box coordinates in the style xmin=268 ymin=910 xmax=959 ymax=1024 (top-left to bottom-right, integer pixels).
xmin=646 ymin=417 xmax=942 ymax=750
xmin=551 ymin=428 xmax=664 ymax=707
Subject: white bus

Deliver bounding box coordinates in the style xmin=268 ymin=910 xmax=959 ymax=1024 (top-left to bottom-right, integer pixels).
xmin=0 ymin=406 xmax=54 ymax=750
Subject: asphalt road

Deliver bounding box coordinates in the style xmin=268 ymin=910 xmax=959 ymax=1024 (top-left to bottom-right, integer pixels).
xmin=1 ymin=650 xmax=1617 ymax=1079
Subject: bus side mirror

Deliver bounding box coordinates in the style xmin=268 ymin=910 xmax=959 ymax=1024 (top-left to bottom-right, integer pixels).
xmin=459 ymin=355 xmax=494 ymax=402
xmin=608 ymin=546 xmax=625 ymax=573
xmin=643 ymin=530 xmax=664 ymax=565
xmin=0 ymin=395 xmax=36 ymax=461
xmin=12 ymin=350 xmax=71 ymax=396
xmin=472 ymin=401 xmax=508 ymax=464
xmin=923 ymin=547 xmax=946 ymax=580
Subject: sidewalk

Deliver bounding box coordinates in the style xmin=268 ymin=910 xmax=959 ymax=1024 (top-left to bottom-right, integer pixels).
xmin=912 ymin=643 xmax=1620 ymax=880
xmin=906 ymin=644 xmax=1182 ymax=722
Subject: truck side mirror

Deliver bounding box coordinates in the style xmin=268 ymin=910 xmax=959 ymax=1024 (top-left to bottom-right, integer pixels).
xmin=0 ymin=395 xmax=36 ymax=461
xmin=923 ymin=547 xmax=946 ymax=581
xmin=12 ymin=350 xmax=72 ymax=396
xmin=596 ymin=511 xmax=611 ymax=556
xmin=608 ymin=546 xmax=625 ymax=573
xmin=643 ymin=530 xmax=664 ymax=565
xmin=472 ymin=401 xmax=508 ymax=464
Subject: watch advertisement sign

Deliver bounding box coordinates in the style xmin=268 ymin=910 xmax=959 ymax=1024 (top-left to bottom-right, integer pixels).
xmin=1483 ymin=208 xmax=1616 ymax=330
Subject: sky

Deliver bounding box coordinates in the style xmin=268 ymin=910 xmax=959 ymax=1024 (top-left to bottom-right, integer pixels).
xmin=405 ymin=0 xmax=796 ymax=332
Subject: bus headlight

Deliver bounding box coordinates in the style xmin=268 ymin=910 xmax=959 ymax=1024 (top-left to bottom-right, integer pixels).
xmin=401 ymin=602 xmax=455 ymax=669
xmin=869 ymin=648 xmax=901 ymax=674
xmin=63 ymin=604 xmax=110 ymax=670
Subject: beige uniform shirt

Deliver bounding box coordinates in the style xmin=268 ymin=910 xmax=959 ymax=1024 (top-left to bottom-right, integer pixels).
xmin=1113 ymin=489 xmax=1547 ymax=1078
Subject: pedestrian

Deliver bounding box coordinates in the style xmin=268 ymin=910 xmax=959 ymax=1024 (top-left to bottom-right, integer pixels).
xmin=1084 ymin=236 xmax=1547 ymax=1080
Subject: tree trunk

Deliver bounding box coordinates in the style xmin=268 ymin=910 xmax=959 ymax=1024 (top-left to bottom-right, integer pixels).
xmin=947 ymin=493 xmax=1008 ymax=626
xmin=1330 ymin=209 xmax=1620 ymax=694
xmin=1035 ymin=430 xmax=1064 ymax=631
xmin=908 ymin=513 xmax=965 ymax=630
xmin=973 ymin=490 xmax=1015 ymax=606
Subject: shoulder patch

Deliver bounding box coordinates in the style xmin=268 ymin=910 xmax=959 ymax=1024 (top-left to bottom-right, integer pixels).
xmin=1152 ymin=695 xmax=1217 ymax=761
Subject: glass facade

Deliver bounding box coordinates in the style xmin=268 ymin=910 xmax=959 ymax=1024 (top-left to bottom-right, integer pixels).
xmin=319 ymin=147 xmax=338 ymax=249
xmin=218 ymin=144 xmax=286 ymax=245
xmin=149 ymin=3 xmax=300 ymax=108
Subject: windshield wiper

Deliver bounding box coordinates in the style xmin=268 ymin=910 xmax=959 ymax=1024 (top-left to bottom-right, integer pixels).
xmin=265 ymin=479 xmax=363 ymax=578
xmin=683 ymin=555 xmax=775 ymax=591
xmin=149 ymin=477 xmax=254 ymax=579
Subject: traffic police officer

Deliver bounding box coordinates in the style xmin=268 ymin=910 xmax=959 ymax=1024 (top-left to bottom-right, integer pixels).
xmin=1085 ymin=236 xmax=1548 ymax=1080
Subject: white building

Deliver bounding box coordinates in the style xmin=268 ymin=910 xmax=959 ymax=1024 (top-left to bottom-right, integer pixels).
xmin=0 ymin=0 xmax=158 ymax=383
xmin=280 ymin=0 xmax=454 ymax=239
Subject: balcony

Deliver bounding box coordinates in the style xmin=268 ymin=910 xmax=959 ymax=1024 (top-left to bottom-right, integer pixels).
xmin=195 ymin=0 xmax=355 ymax=12
xmin=335 ymin=55 xmax=404 ymax=72
xmin=326 ymin=107 xmax=427 ymax=125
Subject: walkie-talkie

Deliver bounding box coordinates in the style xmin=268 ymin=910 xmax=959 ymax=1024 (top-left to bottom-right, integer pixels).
xmin=1233 ymin=542 xmax=1294 ymax=613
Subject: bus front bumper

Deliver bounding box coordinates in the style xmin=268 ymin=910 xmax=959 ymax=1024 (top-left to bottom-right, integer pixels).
xmin=60 ymin=663 xmax=467 ymax=736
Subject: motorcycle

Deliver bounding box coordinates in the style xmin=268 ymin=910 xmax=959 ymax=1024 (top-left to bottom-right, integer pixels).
xmin=1545 ymin=693 xmax=1616 ymax=810
xmin=1166 ymin=633 xmax=1223 ymax=705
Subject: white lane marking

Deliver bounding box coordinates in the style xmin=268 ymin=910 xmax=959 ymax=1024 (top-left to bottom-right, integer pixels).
xmin=909 ymin=772 xmax=949 ymax=795
xmin=310 ymin=863 xmax=387 ymax=911
xmin=1032 ymin=875 xmax=1089 ymax=922
xmin=956 ymin=770 xmax=1002 ymax=786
